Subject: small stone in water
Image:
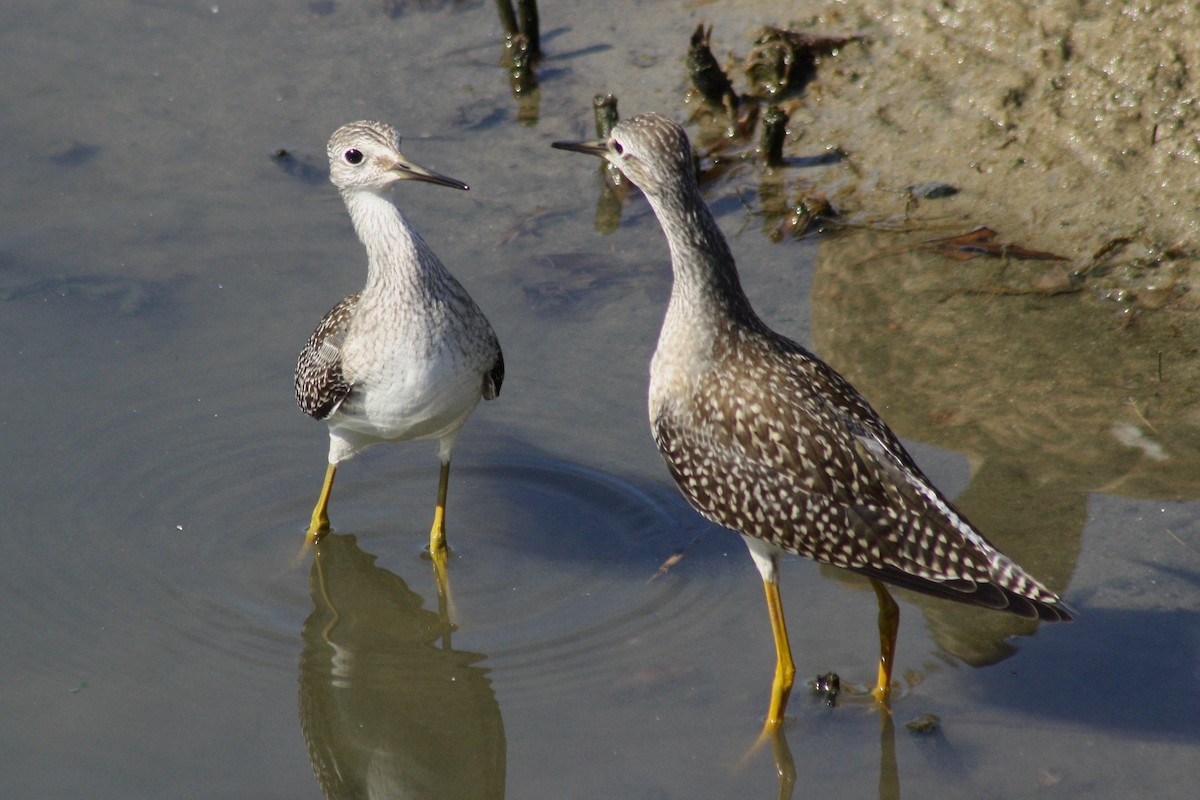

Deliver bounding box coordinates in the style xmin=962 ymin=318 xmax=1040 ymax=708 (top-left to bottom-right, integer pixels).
xmin=811 ymin=671 xmax=841 ymax=706
xmin=905 ymin=713 xmax=941 ymax=733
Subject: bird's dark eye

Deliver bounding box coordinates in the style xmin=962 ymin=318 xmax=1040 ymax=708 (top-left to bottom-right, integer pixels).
xmin=344 ymin=148 xmax=364 ymax=165
xmin=612 ymin=141 xmax=625 ymax=156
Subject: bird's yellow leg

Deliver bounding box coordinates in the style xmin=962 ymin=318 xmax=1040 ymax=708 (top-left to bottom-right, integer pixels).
xmin=306 ymin=464 xmax=337 ymax=544
xmin=429 ymin=459 xmax=450 ymax=554
xmin=763 ymin=578 xmax=796 ymax=729
xmin=870 ymin=578 xmax=900 ymax=705
xmin=428 ymin=459 xmax=456 ymax=629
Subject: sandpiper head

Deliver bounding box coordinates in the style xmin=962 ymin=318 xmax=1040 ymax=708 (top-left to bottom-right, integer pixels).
xmin=553 ymin=112 xmax=695 ymax=197
xmin=327 ymin=120 xmax=468 ymax=192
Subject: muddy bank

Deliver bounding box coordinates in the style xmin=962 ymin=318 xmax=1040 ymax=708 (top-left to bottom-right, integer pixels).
xmin=746 ymin=0 xmax=1198 ymax=307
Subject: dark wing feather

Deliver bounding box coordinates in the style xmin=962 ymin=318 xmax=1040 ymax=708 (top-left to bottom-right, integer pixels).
xmin=483 ymin=348 xmax=504 ymax=401
xmin=296 ymin=294 xmax=358 ymax=420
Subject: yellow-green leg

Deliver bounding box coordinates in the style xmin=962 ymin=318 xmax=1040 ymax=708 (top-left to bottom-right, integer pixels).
xmin=306 ymin=463 xmax=337 ymax=545
xmin=870 ymin=578 xmax=900 ymax=705
xmin=430 ymin=459 xmax=450 ymax=553
xmin=429 ymin=459 xmax=455 ymax=630
xmin=763 ymin=578 xmax=796 ymax=729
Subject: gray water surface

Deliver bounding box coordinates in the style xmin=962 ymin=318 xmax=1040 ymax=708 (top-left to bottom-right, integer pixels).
xmin=3 ymin=2 xmax=1199 ymax=798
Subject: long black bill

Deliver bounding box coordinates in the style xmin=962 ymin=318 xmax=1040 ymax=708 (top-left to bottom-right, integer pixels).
xmin=390 ymin=155 xmax=469 ymax=191
xmin=550 ymin=138 xmax=608 ymax=157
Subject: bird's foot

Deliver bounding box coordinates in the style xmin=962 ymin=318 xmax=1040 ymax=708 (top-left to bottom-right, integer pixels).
xmin=305 ymin=515 xmax=330 ymax=546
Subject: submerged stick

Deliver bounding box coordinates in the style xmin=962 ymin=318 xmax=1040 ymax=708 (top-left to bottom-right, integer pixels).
xmin=591 ymin=94 xmax=624 ymax=191
xmin=494 ymin=0 xmax=518 ymax=37
xmin=687 ymin=24 xmax=738 ymax=114
xmin=516 ymin=0 xmax=541 ymax=61
xmin=760 ymin=105 xmax=788 ymax=166
xmin=507 ymin=33 xmax=537 ymax=95
xmin=592 ymin=94 xmax=619 ymax=138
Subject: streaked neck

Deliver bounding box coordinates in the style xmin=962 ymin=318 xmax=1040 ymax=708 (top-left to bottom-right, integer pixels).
xmin=342 ymin=188 xmax=441 ymax=299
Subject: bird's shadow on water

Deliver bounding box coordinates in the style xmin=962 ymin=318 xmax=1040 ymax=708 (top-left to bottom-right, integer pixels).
xmin=978 ymin=602 xmax=1200 ymax=741
xmin=822 ymin=568 xmax=1200 ymax=743
xmin=300 ymin=533 xmax=507 ymax=800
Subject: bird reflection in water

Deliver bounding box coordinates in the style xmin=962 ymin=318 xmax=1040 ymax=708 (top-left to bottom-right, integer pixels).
xmin=299 ymin=533 xmax=505 ymax=799
xmin=757 ymin=715 xmax=899 ymax=800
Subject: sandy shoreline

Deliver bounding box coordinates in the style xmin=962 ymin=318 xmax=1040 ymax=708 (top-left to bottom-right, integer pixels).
xmin=736 ymin=0 xmax=1199 ymax=308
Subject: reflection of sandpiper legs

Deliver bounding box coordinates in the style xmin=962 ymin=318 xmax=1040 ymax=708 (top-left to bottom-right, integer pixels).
xmin=768 ymin=727 xmax=796 ymax=800
xmin=879 ymin=712 xmax=900 ymax=800
xmin=430 ymin=546 xmax=456 ymax=646
xmin=310 ymin=541 xmax=342 ymax=646
xmin=754 ymin=701 xmax=898 ymax=800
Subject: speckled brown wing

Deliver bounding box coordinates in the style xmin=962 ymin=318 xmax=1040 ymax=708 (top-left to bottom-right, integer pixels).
xmin=652 ymin=330 xmax=1071 ymax=621
xmin=296 ymin=294 xmax=358 ymax=420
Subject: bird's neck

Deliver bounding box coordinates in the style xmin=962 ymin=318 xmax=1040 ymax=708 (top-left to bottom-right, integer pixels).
xmin=646 ymin=185 xmax=759 ymax=340
xmin=341 ymin=187 xmax=443 ymax=301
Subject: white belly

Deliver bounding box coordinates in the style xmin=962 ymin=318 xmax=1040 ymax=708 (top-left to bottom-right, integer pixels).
xmin=326 ymin=348 xmax=483 ymax=463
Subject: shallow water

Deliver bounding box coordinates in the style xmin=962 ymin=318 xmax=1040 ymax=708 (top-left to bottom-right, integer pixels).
xmin=3 ymin=2 xmax=1200 ymax=799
